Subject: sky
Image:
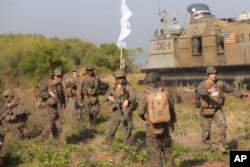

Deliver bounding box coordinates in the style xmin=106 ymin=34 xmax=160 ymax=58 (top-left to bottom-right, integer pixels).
xmin=1 ymin=0 xmax=250 ymax=66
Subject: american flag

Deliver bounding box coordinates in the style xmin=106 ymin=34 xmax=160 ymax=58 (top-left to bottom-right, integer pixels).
xmin=224 ymin=32 xmax=236 ymax=44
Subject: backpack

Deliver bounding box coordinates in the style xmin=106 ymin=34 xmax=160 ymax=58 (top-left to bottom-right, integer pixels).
xmin=147 ymin=87 xmax=171 ymax=124
xmin=34 ymin=76 xmax=50 ymax=108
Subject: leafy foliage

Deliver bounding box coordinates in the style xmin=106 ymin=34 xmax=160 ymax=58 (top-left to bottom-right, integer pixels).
xmin=0 ymin=33 xmax=142 ymax=87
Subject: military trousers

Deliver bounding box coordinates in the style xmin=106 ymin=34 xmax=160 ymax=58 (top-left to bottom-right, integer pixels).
xmin=145 ymin=123 xmax=175 ymax=167
xmin=40 ymin=106 xmax=62 ymax=139
xmin=105 ymin=109 xmax=133 ymax=146
xmin=66 ymin=97 xmax=82 ymax=121
xmin=200 ymin=108 xmax=227 ymax=145
xmin=83 ymin=99 xmax=100 ymax=125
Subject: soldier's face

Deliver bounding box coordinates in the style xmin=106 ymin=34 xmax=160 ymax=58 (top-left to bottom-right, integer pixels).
xmin=86 ymin=70 xmax=94 ymax=76
xmin=4 ymin=95 xmax=12 ymax=103
xmin=208 ymin=73 xmax=216 ymax=81
xmin=72 ymin=71 xmax=78 ymax=78
xmin=117 ymin=76 xmax=126 ymax=85
xmin=54 ymin=75 xmax=62 ymax=83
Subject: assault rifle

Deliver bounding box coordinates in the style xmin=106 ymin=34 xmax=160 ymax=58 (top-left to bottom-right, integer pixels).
xmin=52 ymin=84 xmax=65 ymax=110
xmin=111 ymin=90 xmax=128 ymax=126
xmin=0 ymin=106 xmax=10 ymax=122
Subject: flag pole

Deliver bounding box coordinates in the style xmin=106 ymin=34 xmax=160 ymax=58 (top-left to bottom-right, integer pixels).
xmin=120 ymin=47 xmax=123 ymax=69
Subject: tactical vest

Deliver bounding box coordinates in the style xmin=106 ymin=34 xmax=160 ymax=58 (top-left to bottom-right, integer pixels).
xmin=200 ymin=80 xmax=224 ymax=109
xmin=83 ymin=76 xmax=99 ymax=96
xmin=113 ymin=84 xmax=130 ymax=106
xmin=64 ymin=75 xmax=78 ymax=97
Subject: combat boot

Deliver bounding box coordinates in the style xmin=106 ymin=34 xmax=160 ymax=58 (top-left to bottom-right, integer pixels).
xmin=218 ymin=143 xmax=228 ymax=154
xmin=201 ymin=141 xmax=212 ymax=151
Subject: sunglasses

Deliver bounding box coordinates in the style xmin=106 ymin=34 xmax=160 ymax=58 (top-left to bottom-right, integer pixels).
xmin=4 ymin=96 xmax=8 ymax=98
xmin=117 ymin=77 xmax=125 ymax=79
xmin=56 ymin=75 xmax=62 ymax=78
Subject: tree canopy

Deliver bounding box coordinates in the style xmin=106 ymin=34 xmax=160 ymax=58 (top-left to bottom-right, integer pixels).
xmin=0 ymin=33 xmax=143 ymax=89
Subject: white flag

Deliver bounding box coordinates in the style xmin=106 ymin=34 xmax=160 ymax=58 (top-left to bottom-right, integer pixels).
xmin=117 ymin=0 xmax=132 ymax=49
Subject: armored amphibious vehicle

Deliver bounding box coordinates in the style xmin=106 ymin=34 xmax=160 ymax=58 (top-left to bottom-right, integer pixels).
xmin=139 ymin=3 xmax=250 ymax=88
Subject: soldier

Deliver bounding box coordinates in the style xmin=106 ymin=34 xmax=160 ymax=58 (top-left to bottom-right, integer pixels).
xmin=104 ymin=69 xmax=137 ymax=146
xmin=37 ymin=68 xmax=66 ymax=140
xmin=196 ymin=66 xmax=248 ymax=153
xmin=0 ymin=88 xmax=29 ymax=148
xmin=77 ymin=65 xmax=109 ymax=126
xmin=64 ymin=66 xmax=82 ymax=121
xmin=137 ymin=72 xmax=177 ymax=167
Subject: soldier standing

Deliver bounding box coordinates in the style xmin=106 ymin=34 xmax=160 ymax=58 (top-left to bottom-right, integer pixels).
xmin=0 ymin=89 xmax=29 ymax=148
xmin=137 ymin=72 xmax=176 ymax=167
xmin=196 ymin=66 xmax=248 ymax=153
xmin=37 ymin=68 xmax=66 ymax=140
xmin=77 ymin=65 xmax=109 ymax=126
xmin=64 ymin=66 xmax=82 ymax=121
xmin=104 ymin=69 xmax=136 ymax=146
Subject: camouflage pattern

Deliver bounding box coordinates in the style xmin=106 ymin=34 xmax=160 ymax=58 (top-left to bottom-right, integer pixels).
xmin=85 ymin=64 xmax=94 ymax=70
xmin=77 ymin=72 xmax=108 ymax=125
xmin=0 ymin=94 xmax=29 ymax=149
xmin=104 ymin=81 xmax=136 ymax=146
xmin=53 ymin=68 xmax=63 ymax=76
xmin=63 ymin=70 xmax=82 ymax=121
xmin=205 ymin=66 xmax=217 ymax=75
xmin=196 ymin=78 xmax=244 ymax=151
xmin=37 ymin=77 xmax=66 ymax=139
xmin=143 ymin=72 xmax=161 ymax=83
xmin=2 ymin=89 xmax=14 ymax=97
xmin=114 ymin=69 xmax=126 ymax=78
xmin=137 ymin=86 xmax=176 ymax=167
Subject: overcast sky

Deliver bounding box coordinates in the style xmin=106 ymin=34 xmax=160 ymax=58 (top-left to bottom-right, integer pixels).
xmin=1 ymin=0 xmax=249 ymax=65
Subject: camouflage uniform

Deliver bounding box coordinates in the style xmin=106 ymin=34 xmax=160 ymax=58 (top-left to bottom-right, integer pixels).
xmin=0 ymin=89 xmax=29 ymax=149
xmin=138 ymin=72 xmax=176 ymax=167
xmin=77 ymin=65 xmax=109 ymax=126
xmin=63 ymin=66 xmax=82 ymax=121
xmin=104 ymin=69 xmax=136 ymax=146
xmin=37 ymin=68 xmax=66 ymax=139
xmin=196 ymin=66 xmax=245 ymax=152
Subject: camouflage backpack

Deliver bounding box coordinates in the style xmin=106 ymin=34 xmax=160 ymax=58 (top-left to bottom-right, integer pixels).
xmin=34 ymin=76 xmax=50 ymax=108
xmin=146 ymin=87 xmax=171 ymax=135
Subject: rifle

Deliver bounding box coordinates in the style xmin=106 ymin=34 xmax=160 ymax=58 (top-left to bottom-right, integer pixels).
xmin=52 ymin=84 xmax=65 ymax=110
xmin=111 ymin=90 xmax=128 ymax=126
xmin=0 ymin=106 xmax=10 ymax=122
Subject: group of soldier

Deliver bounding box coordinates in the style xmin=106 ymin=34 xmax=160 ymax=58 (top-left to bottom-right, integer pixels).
xmin=0 ymin=65 xmax=248 ymax=167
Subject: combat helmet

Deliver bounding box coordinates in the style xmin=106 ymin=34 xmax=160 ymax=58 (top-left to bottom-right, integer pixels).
xmin=114 ymin=69 xmax=126 ymax=78
xmin=206 ymin=66 xmax=217 ymax=75
xmin=53 ymin=68 xmax=63 ymax=76
xmin=2 ymin=88 xmax=14 ymax=97
xmin=144 ymin=72 xmax=161 ymax=83
xmin=72 ymin=66 xmax=79 ymax=72
xmin=85 ymin=65 xmax=94 ymax=70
